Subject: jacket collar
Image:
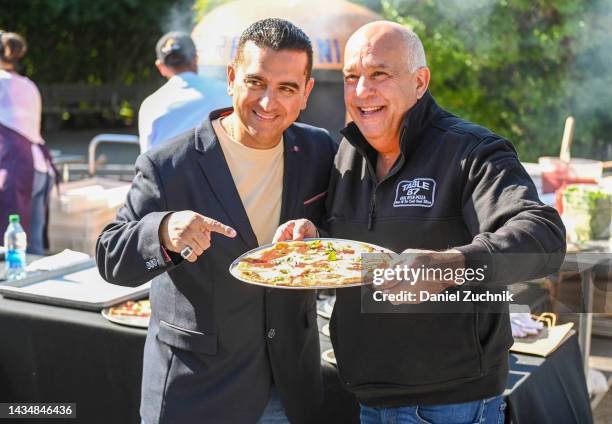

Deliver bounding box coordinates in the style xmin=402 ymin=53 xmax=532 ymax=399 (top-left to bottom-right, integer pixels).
xmin=340 ymin=91 xmax=443 ymax=173
xmin=193 ymin=108 xmax=302 ymax=248
xmin=194 ymin=107 xmax=233 ymax=153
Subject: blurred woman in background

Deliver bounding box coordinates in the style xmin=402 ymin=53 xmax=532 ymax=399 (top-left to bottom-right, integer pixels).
xmin=0 ymin=31 xmax=55 ymax=254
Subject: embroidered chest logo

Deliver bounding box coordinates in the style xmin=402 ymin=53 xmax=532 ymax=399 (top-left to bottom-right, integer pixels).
xmin=393 ymin=178 xmax=436 ymax=208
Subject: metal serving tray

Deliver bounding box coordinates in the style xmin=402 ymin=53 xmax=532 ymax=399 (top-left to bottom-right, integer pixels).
xmin=0 ymin=260 xmax=149 ymax=311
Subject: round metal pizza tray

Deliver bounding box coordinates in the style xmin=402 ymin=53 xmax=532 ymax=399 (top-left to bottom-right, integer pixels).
xmin=228 ymin=238 xmax=394 ymax=290
xmin=320 ymin=323 xmax=331 ymax=337
xmin=101 ymin=306 xmax=150 ymax=328
xmin=321 ymin=349 xmax=337 ymax=365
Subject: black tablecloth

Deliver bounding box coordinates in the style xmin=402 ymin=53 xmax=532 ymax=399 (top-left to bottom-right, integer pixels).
xmin=316 ymin=314 xmax=593 ymax=424
xmin=505 ymin=337 xmax=593 ymax=424
xmin=0 ymin=296 xmax=592 ymax=424
xmin=0 ymin=297 xmax=145 ymax=424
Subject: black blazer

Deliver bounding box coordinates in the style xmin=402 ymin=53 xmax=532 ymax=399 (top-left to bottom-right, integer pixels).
xmin=96 ymin=109 xmax=337 ymax=424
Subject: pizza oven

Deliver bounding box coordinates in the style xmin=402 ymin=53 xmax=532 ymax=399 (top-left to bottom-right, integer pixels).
xmin=191 ymin=0 xmax=381 ymax=140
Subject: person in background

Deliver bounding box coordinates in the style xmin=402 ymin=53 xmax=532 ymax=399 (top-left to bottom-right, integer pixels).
xmin=0 ymin=31 xmax=55 ymax=254
xmin=138 ymin=31 xmax=230 ymax=153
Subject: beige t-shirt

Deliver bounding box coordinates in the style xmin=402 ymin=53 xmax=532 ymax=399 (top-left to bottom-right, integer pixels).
xmin=212 ymin=118 xmax=284 ymax=245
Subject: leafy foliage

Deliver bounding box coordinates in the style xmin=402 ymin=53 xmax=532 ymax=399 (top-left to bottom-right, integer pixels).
xmin=193 ymin=0 xmax=231 ymax=21
xmin=355 ymin=0 xmax=612 ymax=161
xmin=0 ymin=0 xmax=193 ymax=85
xmin=2 ymin=0 xmax=611 ymax=159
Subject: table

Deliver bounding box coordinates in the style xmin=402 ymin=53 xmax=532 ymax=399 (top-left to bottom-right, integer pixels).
xmin=316 ymin=316 xmax=592 ymax=424
xmin=560 ymin=243 xmax=611 ymax=378
xmin=505 ymin=336 xmax=593 ymax=424
xmin=0 ymin=297 xmax=144 ymax=424
xmin=0 ymin=296 xmax=592 ymax=424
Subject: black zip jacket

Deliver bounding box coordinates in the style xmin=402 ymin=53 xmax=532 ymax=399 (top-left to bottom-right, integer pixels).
xmin=326 ymin=91 xmax=566 ymax=406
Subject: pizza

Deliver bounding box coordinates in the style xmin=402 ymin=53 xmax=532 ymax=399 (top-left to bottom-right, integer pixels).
xmin=231 ymin=238 xmax=391 ymax=288
xmin=102 ymin=299 xmax=151 ymax=328
xmin=108 ymin=299 xmax=151 ymax=318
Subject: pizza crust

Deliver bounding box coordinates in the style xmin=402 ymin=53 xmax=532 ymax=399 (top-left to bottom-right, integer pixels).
xmin=231 ymin=239 xmax=391 ymax=288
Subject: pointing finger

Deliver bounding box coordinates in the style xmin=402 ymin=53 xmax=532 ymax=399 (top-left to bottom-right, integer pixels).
xmin=197 ymin=215 xmax=237 ymax=238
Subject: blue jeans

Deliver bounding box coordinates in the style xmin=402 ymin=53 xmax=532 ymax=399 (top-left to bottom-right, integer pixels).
xmin=360 ymin=396 xmax=506 ymax=424
xmin=29 ymin=170 xmax=51 ymax=255
xmin=141 ymin=387 xmax=289 ymax=424
xmin=257 ymin=386 xmax=290 ymax=423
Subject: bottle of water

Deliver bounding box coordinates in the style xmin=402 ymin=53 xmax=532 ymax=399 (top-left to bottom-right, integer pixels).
xmin=4 ymin=214 xmax=27 ymax=281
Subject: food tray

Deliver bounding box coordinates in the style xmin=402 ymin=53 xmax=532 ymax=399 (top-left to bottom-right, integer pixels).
xmin=229 ymin=238 xmax=393 ymax=290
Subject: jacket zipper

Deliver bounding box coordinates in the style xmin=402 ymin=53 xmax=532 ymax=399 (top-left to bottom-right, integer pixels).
xmin=366 ymin=128 xmax=407 ymax=230
xmin=368 ymin=186 xmax=377 ymax=230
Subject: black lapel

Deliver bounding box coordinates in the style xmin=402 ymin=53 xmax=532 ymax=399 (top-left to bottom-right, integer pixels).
xmin=194 ymin=114 xmax=258 ymax=249
xmin=280 ymin=127 xmax=302 ymax=223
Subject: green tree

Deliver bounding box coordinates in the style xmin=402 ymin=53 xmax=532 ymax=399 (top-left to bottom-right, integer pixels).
xmin=193 ymin=0 xmax=231 ymax=21
xmin=0 ymin=0 xmax=194 ymax=85
xmin=355 ymin=0 xmax=612 ymax=161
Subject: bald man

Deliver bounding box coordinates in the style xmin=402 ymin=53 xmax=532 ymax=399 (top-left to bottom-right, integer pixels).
xmin=276 ymin=21 xmax=565 ymax=423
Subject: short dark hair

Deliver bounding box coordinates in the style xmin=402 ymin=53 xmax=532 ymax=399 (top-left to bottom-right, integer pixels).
xmin=234 ymin=18 xmax=313 ymax=80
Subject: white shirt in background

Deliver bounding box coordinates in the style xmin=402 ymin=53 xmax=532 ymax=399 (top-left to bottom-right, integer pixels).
xmin=138 ymin=72 xmax=230 ymax=153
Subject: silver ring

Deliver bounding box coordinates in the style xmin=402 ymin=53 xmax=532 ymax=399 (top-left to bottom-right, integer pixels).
xmin=180 ymin=246 xmax=194 ymax=259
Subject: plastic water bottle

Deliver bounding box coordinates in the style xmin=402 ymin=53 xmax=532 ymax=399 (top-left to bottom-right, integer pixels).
xmin=4 ymin=214 xmax=27 ymax=281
